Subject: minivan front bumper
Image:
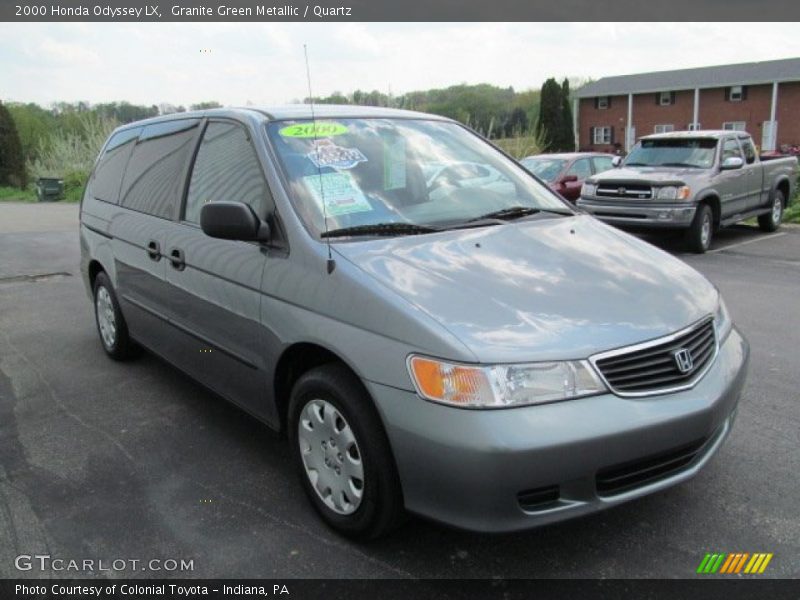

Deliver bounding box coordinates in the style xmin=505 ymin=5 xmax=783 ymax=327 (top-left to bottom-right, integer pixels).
xmin=368 ymin=327 xmax=748 ymax=533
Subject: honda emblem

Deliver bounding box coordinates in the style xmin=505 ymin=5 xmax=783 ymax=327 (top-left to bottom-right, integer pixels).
xmin=673 ymin=348 xmax=694 ymax=374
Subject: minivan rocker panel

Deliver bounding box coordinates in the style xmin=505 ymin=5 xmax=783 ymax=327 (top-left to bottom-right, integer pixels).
xmin=80 ymin=106 xmax=748 ymax=538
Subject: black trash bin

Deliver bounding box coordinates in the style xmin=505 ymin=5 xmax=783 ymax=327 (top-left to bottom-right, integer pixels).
xmin=36 ymin=177 xmax=64 ymax=202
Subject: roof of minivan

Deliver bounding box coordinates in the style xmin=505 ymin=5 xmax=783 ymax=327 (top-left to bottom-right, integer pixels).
xmin=113 ymin=104 xmax=450 ymax=132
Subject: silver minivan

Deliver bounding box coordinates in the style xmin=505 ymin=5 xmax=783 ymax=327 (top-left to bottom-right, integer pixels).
xmin=80 ymin=106 xmax=749 ymax=538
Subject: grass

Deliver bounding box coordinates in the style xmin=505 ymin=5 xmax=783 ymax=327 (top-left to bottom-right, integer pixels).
xmin=785 ymin=196 xmax=800 ymax=224
xmin=0 ymin=186 xmax=37 ymax=202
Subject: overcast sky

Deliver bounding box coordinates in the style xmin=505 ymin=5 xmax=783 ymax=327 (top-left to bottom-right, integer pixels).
xmin=1 ymin=22 xmax=798 ymax=107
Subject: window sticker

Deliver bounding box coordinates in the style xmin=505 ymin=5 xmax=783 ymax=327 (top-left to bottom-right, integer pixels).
xmin=278 ymin=122 xmax=348 ymax=138
xmin=383 ymin=138 xmax=407 ymax=191
xmin=306 ymin=139 xmax=368 ymax=170
xmin=303 ymin=172 xmax=373 ymax=217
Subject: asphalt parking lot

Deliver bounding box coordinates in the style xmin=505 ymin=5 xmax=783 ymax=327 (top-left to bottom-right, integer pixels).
xmin=0 ymin=202 xmax=798 ymax=579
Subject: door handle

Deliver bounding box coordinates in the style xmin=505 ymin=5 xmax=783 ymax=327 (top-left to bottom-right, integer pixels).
xmin=146 ymin=240 xmax=161 ymax=261
xmin=168 ymin=247 xmax=185 ymax=271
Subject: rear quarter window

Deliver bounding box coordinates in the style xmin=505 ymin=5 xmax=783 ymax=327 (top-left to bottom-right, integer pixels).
xmin=119 ymin=119 xmax=201 ymax=219
xmin=84 ymin=127 xmax=141 ymax=204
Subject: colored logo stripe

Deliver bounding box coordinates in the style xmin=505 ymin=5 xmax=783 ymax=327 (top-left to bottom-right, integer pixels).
xmin=697 ymin=553 xmax=773 ymax=574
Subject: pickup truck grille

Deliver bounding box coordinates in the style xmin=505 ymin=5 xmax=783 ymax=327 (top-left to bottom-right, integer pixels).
xmin=593 ymin=319 xmax=716 ymax=395
xmin=596 ymin=184 xmax=652 ymax=200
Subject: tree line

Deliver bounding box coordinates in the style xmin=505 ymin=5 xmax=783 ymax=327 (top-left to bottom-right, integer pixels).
xmin=0 ymin=80 xmax=581 ymax=194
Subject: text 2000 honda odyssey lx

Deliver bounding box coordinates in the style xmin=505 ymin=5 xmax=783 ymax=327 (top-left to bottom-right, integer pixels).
xmin=80 ymin=106 xmax=749 ymax=538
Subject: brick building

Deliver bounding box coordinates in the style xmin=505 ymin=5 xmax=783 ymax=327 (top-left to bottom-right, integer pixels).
xmin=575 ymin=57 xmax=800 ymax=153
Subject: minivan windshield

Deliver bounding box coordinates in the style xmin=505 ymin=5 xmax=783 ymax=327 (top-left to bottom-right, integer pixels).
xmin=624 ymin=138 xmax=718 ymax=169
xmin=266 ymin=118 xmax=571 ymax=238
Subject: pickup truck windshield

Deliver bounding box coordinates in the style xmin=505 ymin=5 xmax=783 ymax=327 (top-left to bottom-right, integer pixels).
xmin=266 ymin=118 xmax=569 ymax=238
xmin=624 ymin=138 xmax=718 ymax=169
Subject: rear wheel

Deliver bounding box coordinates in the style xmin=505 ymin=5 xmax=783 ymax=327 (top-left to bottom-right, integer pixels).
xmin=93 ymin=272 xmax=137 ymax=360
xmin=288 ymin=363 xmax=404 ymax=539
xmin=685 ymin=204 xmax=713 ymax=254
xmin=758 ymin=190 xmax=784 ymax=232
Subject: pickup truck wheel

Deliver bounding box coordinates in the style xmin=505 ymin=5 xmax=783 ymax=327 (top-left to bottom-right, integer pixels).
xmin=686 ymin=204 xmax=713 ymax=254
xmin=93 ymin=272 xmax=138 ymax=360
xmin=758 ymin=190 xmax=784 ymax=232
xmin=288 ymin=363 xmax=404 ymax=539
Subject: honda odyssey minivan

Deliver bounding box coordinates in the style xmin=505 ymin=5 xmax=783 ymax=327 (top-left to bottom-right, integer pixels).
xmin=80 ymin=106 xmax=749 ymax=539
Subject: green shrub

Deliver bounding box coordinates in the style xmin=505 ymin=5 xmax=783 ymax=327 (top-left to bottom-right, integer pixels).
xmin=0 ymin=102 xmax=28 ymax=187
xmin=0 ymin=185 xmax=36 ymax=202
xmin=62 ymin=170 xmax=89 ymax=202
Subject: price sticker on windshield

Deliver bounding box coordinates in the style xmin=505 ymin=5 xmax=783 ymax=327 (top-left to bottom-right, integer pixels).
xmin=279 ymin=122 xmax=349 ymax=138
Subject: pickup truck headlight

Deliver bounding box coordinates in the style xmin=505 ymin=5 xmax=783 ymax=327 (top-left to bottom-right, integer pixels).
xmin=656 ymin=185 xmax=691 ymax=200
xmin=581 ymin=182 xmax=597 ymax=197
xmin=408 ymin=355 xmax=607 ymax=408
xmin=714 ymin=296 xmax=732 ymax=343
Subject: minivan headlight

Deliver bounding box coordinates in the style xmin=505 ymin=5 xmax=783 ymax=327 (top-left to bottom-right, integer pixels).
xmin=714 ymin=296 xmax=732 ymax=343
xmin=407 ymin=356 xmax=607 ymax=408
xmin=581 ymin=182 xmax=597 ymax=197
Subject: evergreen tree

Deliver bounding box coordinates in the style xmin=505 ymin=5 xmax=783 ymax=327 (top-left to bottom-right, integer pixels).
xmin=0 ymin=101 xmax=27 ymax=188
xmin=536 ymin=78 xmax=563 ymax=152
xmin=560 ymin=78 xmax=575 ymax=152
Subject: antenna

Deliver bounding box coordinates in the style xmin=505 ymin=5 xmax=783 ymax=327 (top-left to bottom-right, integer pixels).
xmin=304 ymin=43 xmax=335 ymax=274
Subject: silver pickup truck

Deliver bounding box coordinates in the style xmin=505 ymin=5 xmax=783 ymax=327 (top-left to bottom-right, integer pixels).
xmin=577 ymin=131 xmax=798 ymax=252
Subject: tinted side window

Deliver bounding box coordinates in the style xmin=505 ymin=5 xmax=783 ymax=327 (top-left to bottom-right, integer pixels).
xmin=184 ymin=121 xmax=272 ymax=224
xmin=119 ymin=119 xmax=201 ymax=219
xmin=740 ymin=138 xmax=757 ymax=164
xmin=722 ymin=138 xmax=743 ymax=161
xmin=85 ymin=128 xmax=140 ymax=204
xmin=566 ymin=158 xmax=592 ymax=179
xmin=592 ymin=156 xmax=615 ymax=174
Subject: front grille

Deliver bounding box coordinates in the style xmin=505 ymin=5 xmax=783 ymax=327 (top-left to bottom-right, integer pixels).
xmin=596 ymin=438 xmax=706 ymax=496
xmin=596 ymin=183 xmax=653 ymax=200
xmin=594 ymin=319 xmax=716 ymax=395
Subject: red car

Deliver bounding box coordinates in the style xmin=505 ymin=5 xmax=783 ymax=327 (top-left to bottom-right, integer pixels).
xmin=520 ymin=152 xmax=616 ymax=202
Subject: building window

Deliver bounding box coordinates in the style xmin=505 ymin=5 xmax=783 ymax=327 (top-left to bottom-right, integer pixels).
xmin=687 ymin=122 xmax=702 ymax=131
xmin=723 ymin=121 xmax=747 ymax=132
xmin=596 ymin=96 xmax=610 ymax=109
xmin=659 ymin=91 xmax=673 ymax=106
xmin=654 ymin=124 xmax=675 ymax=134
xmin=727 ymin=86 xmax=745 ymax=102
xmin=593 ymin=126 xmax=612 ymax=145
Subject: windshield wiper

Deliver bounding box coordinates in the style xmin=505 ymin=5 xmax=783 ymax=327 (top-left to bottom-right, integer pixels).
xmin=659 ymin=162 xmax=701 ymax=168
xmin=321 ymin=222 xmax=440 ymax=238
xmin=624 ymin=162 xmax=648 ymax=166
xmin=466 ymin=206 xmax=571 ymax=223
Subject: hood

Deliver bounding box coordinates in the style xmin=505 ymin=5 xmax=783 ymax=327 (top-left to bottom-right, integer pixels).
xmin=334 ymin=215 xmax=718 ymax=363
xmin=592 ymin=166 xmax=705 ymax=185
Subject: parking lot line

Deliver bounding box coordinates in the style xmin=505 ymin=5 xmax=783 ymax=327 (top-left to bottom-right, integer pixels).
xmin=708 ymin=232 xmax=787 ymax=254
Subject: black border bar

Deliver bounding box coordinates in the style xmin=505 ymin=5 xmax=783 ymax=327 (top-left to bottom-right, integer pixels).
xmin=3 ymin=0 xmax=800 ymax=21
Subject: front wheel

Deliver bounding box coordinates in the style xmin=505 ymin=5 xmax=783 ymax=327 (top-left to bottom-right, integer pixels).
xmin=685 ymin=204 xmax=713 ymax=254
xmin=288 ymin=363 xmax=404 ymax=539
xmin=758 ymin=190 xmax=784 ymax=232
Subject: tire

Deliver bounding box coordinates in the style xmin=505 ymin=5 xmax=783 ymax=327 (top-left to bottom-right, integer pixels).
xmin=758 ymin=190 xmax=784 ymax=232
xmin=93 ymin=272 xmax=137 ymax=360
xmin=288 ymin=363 xmax=404 ymax=539
xmin=685 ymin=204 xmax=713 ymax=254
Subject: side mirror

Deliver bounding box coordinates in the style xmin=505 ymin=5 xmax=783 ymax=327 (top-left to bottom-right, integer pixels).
xmin=721 ymin=156 xmax=744 ymax=170
xmin=200 ymin=202 xmax=270 ymax=241
xmin=611 ymin=156 xmax=623 ymax=167
xmin=560 ymin=174 xmax=579 ymax=184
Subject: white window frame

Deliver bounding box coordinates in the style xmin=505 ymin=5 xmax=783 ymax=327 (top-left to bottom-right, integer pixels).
xmin=593 ymin=126 xmax=611 ymax=145
xmin=723 ymin=121 xmax=747 ymax=132
xmin=597 ymin=96 xmax=609 ymax=109
xmin=729 ymin=86 xmax=744 ymax=102
xmin=687 ymin=122 xmax=702 ymax=131
xmin=654 ymin=124 xmax=675 ymax=134
xmin=659 ymin=91 xmax=673 ymax=106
